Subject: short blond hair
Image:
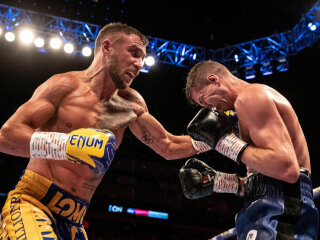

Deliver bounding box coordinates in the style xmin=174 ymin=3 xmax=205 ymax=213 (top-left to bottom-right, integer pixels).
xmin=94 ymin=22 xmax=149 ymax=56
xmin=185 ymin=60 xmax=231 ymax=105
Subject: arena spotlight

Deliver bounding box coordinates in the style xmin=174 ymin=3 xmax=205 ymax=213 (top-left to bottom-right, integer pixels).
xmin=276 ymin=57 xmax=289 ymax=72
xmin=64 ymin=42 xmax=75 ymax=54
xmin=81 ymin=46 xmax=92 ymax=57
xmin=5 ymin=32 xmax=15 ymax=42
xmin=145 ymin=56 xmax=155 ymax=66
xmin=260 ymin=62 xmax=273 ymax=76
xmin=234 ymin=54 xmax=239 ymax=63
xmin=308 ymin=22 xmax=317 ymax=31
xmin=19 ymin=28 xmax=34 ymax=44
xmin=50 ymin=37 xmax=62 ymax=50
xmin=244 ymin=66 xmax=256 ymax=79
xmin=34 ymin=37 xmax=45 ymax=48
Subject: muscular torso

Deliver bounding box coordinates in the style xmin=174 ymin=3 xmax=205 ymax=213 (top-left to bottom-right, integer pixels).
xmin=26 ymin=71 xmax=143 ymax=201
xmin=236 ymin=84 xmax=310 ymax=175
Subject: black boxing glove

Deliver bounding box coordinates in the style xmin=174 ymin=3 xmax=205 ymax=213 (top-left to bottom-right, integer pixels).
xmin=179 ymin=158 xmax=241 ymax=199
xmin=187 ymin=107 xmax=248 ymax=164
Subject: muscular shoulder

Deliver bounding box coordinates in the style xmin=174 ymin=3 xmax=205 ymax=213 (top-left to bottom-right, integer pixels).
xmin=31 ymin=72 xmax=81 ymax=105
xmin=235 ymin=84 xmax=277 ymax=122
xmin=117 ymin=88 xmax=148 ymax=111
xmin=236 ymin=84 xmax=273 ymax=108
xmin=47 ymin=72 xmax=80 ymax=92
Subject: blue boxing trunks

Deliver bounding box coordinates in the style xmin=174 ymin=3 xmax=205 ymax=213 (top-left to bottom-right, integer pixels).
xmin=235 ymin=168 xmax=319 ymax=240
xmin=0 ymin=170 xmax=89 ymax=240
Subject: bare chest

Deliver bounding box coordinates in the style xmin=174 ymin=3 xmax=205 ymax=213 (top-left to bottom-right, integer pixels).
xmin=46 ymin=91 xmax=139 ymax=146
xmin=53 ymin=93 xmax=100 ymax=132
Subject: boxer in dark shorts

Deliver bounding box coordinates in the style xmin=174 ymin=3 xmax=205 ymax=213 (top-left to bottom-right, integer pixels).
xmin=236 ymin=168 xmax=318 ymax=239
xmin=181 ymin=59 xmax=319 ymax=239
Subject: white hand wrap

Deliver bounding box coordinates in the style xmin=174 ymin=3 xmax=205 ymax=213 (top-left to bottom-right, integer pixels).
xmin=30 ymin=132 xmax=69 ymax=160
xmin=190 ymin=138 xmax=212 ymax=153
xmin=215 ymin=133 xmax=248 ymax=163
xmin=210 ymin=171 xmax=240 ymax=194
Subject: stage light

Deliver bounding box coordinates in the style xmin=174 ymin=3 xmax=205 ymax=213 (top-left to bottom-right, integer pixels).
xmin=308 ymin=22 xmax=317 ymax=31
xmin=34 ymin=37 xmax=45 ymax=48
xmin=0 ymin=27 xmax=2 ymax=36
xmin=193 ymin=53 xmax=197 ymax=60
xmin=81 ymin=46 xmax=92 ymax=57
xmin=260 ymin=62 xmax=273 ymax=76
xmin=234 ymin=54 xmax=239 ymax=62
xmin=5 ymin=32 xmax=15 ymax=42
xmin=19 ymin=28 xmax=34 ymax=44
xmin=140 ymin=65 xmax=150 ymax=73
xmin=276 ymin=57 xmax=289 ymax=72
xmin=244 ymin=66 xmax=256 ymax=79
xmin=64 ymin=42 xmax=74 ymax=54
xmin=50 ymin=37 xmax=62 ymax=49
xmin=145 ymin=56 xmax=155 ymax=66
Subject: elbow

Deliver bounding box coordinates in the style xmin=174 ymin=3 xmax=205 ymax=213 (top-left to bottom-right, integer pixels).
xmin=0 ymin=124 xmax=10 ymax=152
xmin=0 ymin=124 xmax=9 ymax=144
xmin=0 ymin=128 xmax=4 ymax=147
xmin=0 ymin=123 xmax=15 ymax=139
xmin=283 ymin=167 xmax=300 ymax=183
xmin=274 ymin=148 xmax=300 ymax=183
xmin=280 ymin=158 xmax=300 ymax=183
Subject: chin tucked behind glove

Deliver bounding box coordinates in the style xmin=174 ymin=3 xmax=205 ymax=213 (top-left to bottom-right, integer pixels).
xmin=187 ymin=107 xmax=248 ymax=164
xmin=179 ymin=158 xmax=241 ymax=199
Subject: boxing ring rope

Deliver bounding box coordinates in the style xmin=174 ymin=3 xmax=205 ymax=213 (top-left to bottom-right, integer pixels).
xmin=209 ymin=186 xmax=320 ymax=240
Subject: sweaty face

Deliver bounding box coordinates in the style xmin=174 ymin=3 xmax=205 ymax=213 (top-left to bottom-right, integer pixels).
xmin=107 ymin=34 xmax=146 ymax=89
xmin=192 ymin=84 xmax=230 ymax=110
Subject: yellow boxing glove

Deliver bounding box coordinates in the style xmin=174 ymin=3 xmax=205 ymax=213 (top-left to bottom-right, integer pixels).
xmin=30 ymin=128 xmax=117 ymax=174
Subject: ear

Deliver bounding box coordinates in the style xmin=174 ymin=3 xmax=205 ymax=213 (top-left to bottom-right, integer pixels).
xmin=207 ymin=74 xmax=220 ymax=87
xmin=101 ymin=39 xmax=111 ymax=55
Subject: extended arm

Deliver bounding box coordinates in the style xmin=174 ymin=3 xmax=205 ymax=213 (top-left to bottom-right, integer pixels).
xmin=129 ymin=112 xmax=198 ymax=160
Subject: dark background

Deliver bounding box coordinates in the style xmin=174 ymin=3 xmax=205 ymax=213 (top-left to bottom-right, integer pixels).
xmin=0 ymin=0 xmax=319 ymax=239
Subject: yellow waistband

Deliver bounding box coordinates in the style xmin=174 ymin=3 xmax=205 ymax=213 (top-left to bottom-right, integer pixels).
xmin=11 ymin=170 xmax=89 ymax=225
xmin=14 ymin=170 xmax=53 ymax=200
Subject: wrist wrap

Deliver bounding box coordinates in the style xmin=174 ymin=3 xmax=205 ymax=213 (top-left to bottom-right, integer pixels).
xmin=30 ymin=132 xmax=69 ymax=160
xmin=215 ymin=133 xmax=248 ymax=163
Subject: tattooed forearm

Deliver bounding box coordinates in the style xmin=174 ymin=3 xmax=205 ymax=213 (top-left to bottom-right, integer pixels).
xmin=141 ymin=130 xmax=161 ymax=145
xmin=142 ymin=130 xmax=154 ymax=144
xmin=82 ymin=183 xmax=97 ymax=191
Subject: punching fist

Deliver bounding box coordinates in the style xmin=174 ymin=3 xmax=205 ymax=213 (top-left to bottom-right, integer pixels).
xmin=179 ymin=158 xmax=241 ymax=199
xmin=66 ymin=128 xmax=116 ymax=173
xmin=30 ymin=128 xmax=117 ymax=174
xmin=187 ymin=108 xmax=248 ymax=163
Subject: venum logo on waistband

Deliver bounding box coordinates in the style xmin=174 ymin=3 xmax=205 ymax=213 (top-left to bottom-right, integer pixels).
xmin=47 ymin=191 xmax=87 ymax=224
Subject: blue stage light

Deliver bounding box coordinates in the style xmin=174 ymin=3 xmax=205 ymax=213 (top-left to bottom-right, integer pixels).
xmin=244 ymin=66 xmax=256 ymax=79
xmin=260 ymin=62 xmax=273 ymax=76
xmin=276 ymin=57 xmax=289 ymax=72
